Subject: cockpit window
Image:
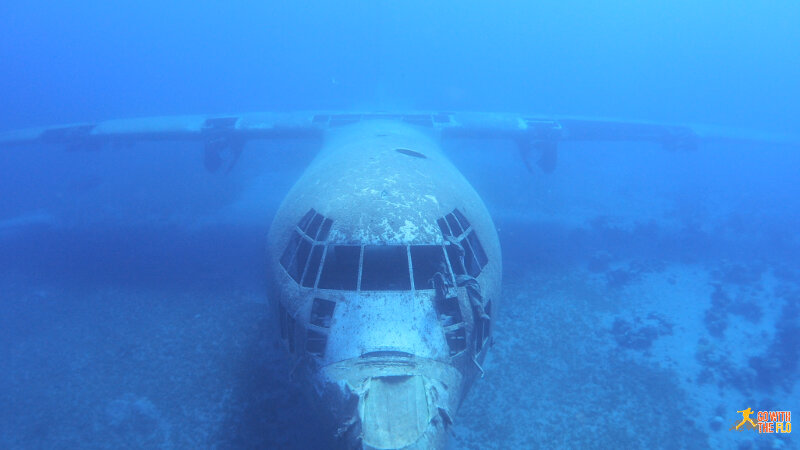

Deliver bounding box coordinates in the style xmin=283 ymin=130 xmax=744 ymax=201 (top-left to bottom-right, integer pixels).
xmin=280 ymin=209 xmax=335 ymax=285
xmin=444 ymin=244 xmax=465 ymax=276
xmin=280 ymin=231 xmax=302 ymax=271
xmin=318 ymin=218 xmax=333 ymax=241
xmin=305 ymin=213 xmax=323 ymax=237
xmin=446 ymin=213 xmax=464 ymax=236
xmin=436 ymin=217 xmax=451 ymax=237
xmin=297 ymin=209 xmax=316 ymax=231
xmin=287 ymin=238 xmax=312 ymax=282
xmin=438 ymin=209 xmax=488 ymax=278
xmin=453 ymin=209 xmax=470 ymax=229
xmin=361 ymin=245 xmax=411 ymax=290
xmin=465 ymin=231 xmax=489 ymax=277
xmin=410 ymin=245 xmax=447 ymax=289
xmin=301 ymin=245 xmax=324 ymax=287
xmin=318 ymin=245 xmax=360 ymax=290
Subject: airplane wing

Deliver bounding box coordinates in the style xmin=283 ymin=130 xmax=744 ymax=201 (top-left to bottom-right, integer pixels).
xmin=1 ymin=111 xmax=797 ymax=173
xmin=440 ymin=112 xmax=800 ymax=172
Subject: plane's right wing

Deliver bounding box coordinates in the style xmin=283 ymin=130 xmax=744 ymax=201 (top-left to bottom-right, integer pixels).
xmin=440 ymin=112 xmax=800 ymax=172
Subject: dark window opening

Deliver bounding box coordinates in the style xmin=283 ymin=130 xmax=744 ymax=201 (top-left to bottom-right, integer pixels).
xmin=287 ymin=238 xmax=312 ymax=282
xmin=410 ymin=245 xmax=446 ymax=289
xmin=453 ymin=209 xmax=470 ymax=229
xmin=297 ymin=209 xmax=316 ymax=232
xmin=310 ymin=298 xmax=336 ymax=328
xmin=445 ymin=244 xmax=466 ymax=276
xmin=318 ymin=218 xmax=333 ymax=241
xmin=301 ymin=245 xmax=324 ymax=287
xmin=467 ymin=231 xmax=488 ymax=268
xmin=462 ymin=239 xmax=481 ymax=278
xmin=305 ymin=213 xmax=324 ymax=237
xmin=279 ymin=303 xmax=287 ymax=340
xmin=437 ymin=218 xmax=451 ymax=237
xmin=306 ymin=329 xmax=328 ymax=357
xmin=318 ymin=245 xmax=361 ymax=290
xmin=435 ymin=295 xmax=463 ymax=327
xmin=280 ymin=231 xmax=302 ymax=271
xmin=361 ymin=245 xmax=411 ymax=290
xmin=445 ymin=327 xmax=466 ymax=356
xmin=395 ymin=148 xmax=427 ymax=159
xmin=287 ymin=313 xmax=296 ymax=353
xmin=446 ymin=213 xmax=463 ymax=236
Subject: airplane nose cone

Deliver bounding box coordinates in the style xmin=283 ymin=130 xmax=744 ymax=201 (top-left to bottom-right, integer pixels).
xmin=360 ymin=375 xmax=447 ymax=449
xmin=319 ymin=355 xmax=462 ymax=449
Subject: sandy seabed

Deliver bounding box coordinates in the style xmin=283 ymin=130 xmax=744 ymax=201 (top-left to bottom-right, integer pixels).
xmin=455 ymin=261 xmax=797 ymax=449
xmin=1 ymin=256 xmax=797 ymax=449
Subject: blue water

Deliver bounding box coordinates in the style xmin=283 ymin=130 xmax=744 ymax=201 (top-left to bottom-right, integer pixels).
xmin=1 ymin=1 xmax=798 ymax=448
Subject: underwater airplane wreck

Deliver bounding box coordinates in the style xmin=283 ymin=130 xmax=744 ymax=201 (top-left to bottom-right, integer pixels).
xmin=1 ymin=112 xmax=796 ymax=448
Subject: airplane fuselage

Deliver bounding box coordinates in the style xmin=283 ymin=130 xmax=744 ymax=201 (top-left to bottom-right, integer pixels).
xmin=267 ymin=121 xmax=502 ymax=448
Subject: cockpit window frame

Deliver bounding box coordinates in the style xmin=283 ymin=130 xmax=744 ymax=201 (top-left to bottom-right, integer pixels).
xmin=438 ymin=208 xmax=488 ymax=279
xmin=280 ymin=207 xmax=488 ymax=292
xmin=280 ymin=209 xmax=337 ymax=286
